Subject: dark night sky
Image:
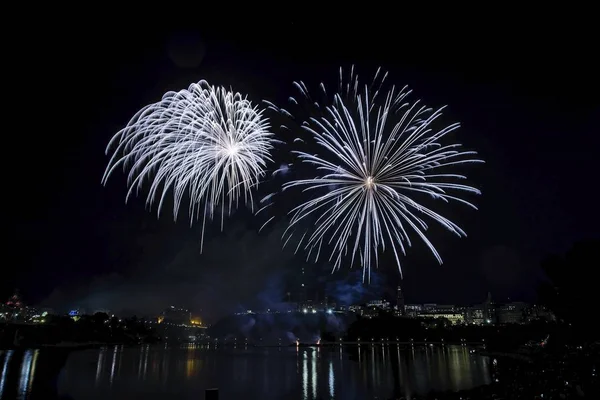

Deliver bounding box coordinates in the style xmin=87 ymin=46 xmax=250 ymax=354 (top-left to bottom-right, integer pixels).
xmin=6 ymin=12 xmax=599 ymax=320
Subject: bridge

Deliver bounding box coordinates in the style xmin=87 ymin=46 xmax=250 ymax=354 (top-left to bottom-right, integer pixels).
xmin=214 ymin=339 xmax=486 ymax=347
xmin=321 ymin=340 xmax=485 ymax=346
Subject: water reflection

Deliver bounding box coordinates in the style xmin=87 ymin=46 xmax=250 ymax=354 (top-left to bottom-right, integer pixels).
xmin=0 ymin=350 xmax=13 ymax=398
xmin=0 ymin=349 xmax=39 ymax=400
xmin=95 ymin=348 xmax=104 ymax=386
xmin=0 ymin=345 xmax=491 ymax=399
xmin=328 ymin=359 xmax=334 ymax=398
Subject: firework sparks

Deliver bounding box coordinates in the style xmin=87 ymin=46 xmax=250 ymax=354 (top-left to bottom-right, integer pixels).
xmin=102 ymin=80 xmax=274 ymax=250
xmin=267 ymin=67 xmax=483 ymax=281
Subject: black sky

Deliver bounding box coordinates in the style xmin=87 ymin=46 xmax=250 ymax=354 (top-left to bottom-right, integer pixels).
xmin=6 ymin=12 xmax=599 ymax=319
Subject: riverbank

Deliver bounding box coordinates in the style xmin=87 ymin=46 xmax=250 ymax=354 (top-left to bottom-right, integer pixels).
xmin=392 ymin=344 xmax=599 ymax=399
xmin=1 ymin=340 xmax=107 ymax=350
xmin=1 ymin=319 xmax=160 ymax=349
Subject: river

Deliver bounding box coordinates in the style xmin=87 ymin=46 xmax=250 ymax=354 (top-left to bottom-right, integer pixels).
xmin=0 ymin=344 xmax=491 ymax=399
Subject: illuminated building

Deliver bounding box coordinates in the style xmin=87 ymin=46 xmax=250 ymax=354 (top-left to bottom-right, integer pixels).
xmin=434 ymin=304 xmax=456 ymax=313
xmin=348 ymin=305 xmax=364 ymax=315
xmin=68 ymin=309 xmax=81 ymax=321
xmin=422 ymin=303 xmax=438 ymax=313
xmin=3 ymin=290 xmax=30 ymax=321
xmin=163 ymin=306 xmax=191 ymax=325
xmin=405 ymin=304 xmax=422 ymax=318
xmin=300 ymin=267 xmax=306 ymax=302
xmin=396 ymin=285 xmax=406 ymax=316
xmin=366 ymin=299 xmax=391 ymax=310
xmin=526 ymin=304 xmax=556 ymax=322
xmin=464 ymin=306 xmax=485 ymax=325
xmin=483 ymin=292 xmax=496 ymax=324
xmin=417 ymin=312 xmax=465 ymax=325
xmin=31 ymin=311 xmax=49 ymax=324
xmin=497 ymin=302 xmax=527 ymax=324
xmin=0 ymin=304 xmax=7 ymax=321
xmin=154 ymin=307 xmax=208 ymax=343
xmin=6 ymin=291 xmax=23 ymax=308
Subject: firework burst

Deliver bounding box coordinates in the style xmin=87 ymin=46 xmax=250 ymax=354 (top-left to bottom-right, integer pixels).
xmin=103 ymin=80 xmax=274 ymax=250
xmin=263 ymin=67 xmax=483 ymax=281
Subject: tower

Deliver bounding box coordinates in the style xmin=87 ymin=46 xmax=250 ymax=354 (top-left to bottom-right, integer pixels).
xmin=6 ymin=290 xmax=23 ymax=308
xmin=397 ymin=285 xmax=406 ymax=316
xmin=483 ymin=292 xmax=495 ymax=324
xmin=294 ymin=267 xmax=308 ymax=309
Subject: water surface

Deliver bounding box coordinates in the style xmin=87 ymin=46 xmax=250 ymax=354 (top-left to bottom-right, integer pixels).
xmin=1 ymin=344 xmax=491 ymax=399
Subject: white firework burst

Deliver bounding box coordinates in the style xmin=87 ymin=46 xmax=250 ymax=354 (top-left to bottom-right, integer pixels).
xmin=102 ymin=80 xmax=274 ymax=250
xmin=266 ymin=67 xmax=483 ymax=281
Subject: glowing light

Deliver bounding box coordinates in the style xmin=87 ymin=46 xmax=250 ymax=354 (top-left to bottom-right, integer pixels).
xmin=109 ymin=346 xmax=117 ymax=386
xmin=329 ymin=359 xmax=335 ymax=398
xmin=226 ymin=142 xmax=240 ymax=156
xmin=327 ymin=309 xmax=333 ymax=314
xmin=103 ymin=80 xmax=275 ymax=251
xmin=311 ymin=351 xmax=317 ymax=399
xmin=302 ymin=352 xmax=308 ymax=398
xmin=96 ymin=348 xmax=105 ymax=386
xmin=0 ymin=350 xmax=13 ymax=398
xmin=17 ymin=349 xmax=38 ymax=398
xmin=266 ymin=66 xmax=482 ymax=281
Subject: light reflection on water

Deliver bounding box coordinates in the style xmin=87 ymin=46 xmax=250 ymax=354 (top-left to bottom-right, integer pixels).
xmin=0 ymin=344 xmax=491 ymax=399
xmin=0 ymin=349 xmax=39 ymax=400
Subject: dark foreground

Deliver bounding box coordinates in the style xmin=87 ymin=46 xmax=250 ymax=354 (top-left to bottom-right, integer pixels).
xmin=406 ymin=344 xmax=599 ymax=400
xmin=1 ymin=343 xmax=597 ymax=399
xmin=0 ymin=348 xmax=71 ymax=399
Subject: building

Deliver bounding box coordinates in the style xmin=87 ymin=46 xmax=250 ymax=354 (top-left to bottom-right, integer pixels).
xmin=396 ymin=286 xmax=406 ymax=316
xmin=0 ymin=303 xmax=8 ymax=321
xmin=482 ymin=292 xmax=496 ymax=324
xmin=464 ymin=306 xmax=485 ymax=325
xmin=526 ymin=304 xmax=556 ymax=322
xmin=405 ymin=304 xmax=422 ymax=318
xmin=296 ymin=267 xmax=308 ymax=305
xmin=417 ymin=312 xmax=464 ymax=326
xmin=497 ymin=302 xmax=528 ymax=324
xmin=6 ymin=291 xmax=23 ymax=308
xmin=163 ymin=306 xmax=191 ymax=325
xmin=422 ymin=304 xmax=438 ymax=313
xmin=3 ymin=290 xmax=30 ymax=321
xmin=366 ymin=299 xmax=391 ymax=310
xmin=348 ymin=305 xmax=364 ymax=315
xmin=434 ymin=304 xmax=457 ymax=313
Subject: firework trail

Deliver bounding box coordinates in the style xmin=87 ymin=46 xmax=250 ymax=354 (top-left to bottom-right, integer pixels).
xmin=262 ymin=67 xmax=483 ymax=282
xmin=103 ymin=80 xmax=275 ymax=250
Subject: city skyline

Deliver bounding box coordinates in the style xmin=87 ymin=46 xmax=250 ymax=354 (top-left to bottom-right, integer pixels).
xmin=3 ymin=284 xmax=554 ymax=329
xmin=7 ymin=21 xmax=598 ymax=322
xmin=0 ymin=283 xmax=555 ymax=325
